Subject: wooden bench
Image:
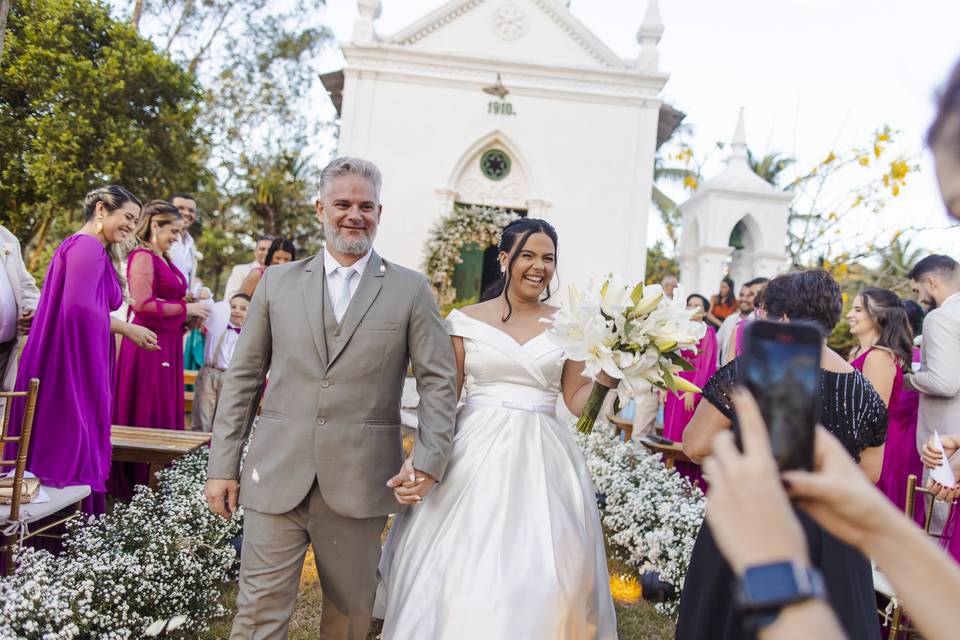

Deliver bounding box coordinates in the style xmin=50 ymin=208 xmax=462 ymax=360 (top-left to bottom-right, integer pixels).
xmin=184 ymin=370 xmax=198 ymax=414
xmin=637 ymin=435 xmax=693 ymax=469
xmin=111 ymin=425 xmax=211 ymax=490
xmin=607 ymin=414 xmax=634 ymax=441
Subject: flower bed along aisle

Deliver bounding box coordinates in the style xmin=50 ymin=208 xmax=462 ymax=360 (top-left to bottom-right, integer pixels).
xmin=579 ymin=425 xmax=706 ymax=616
xmin=0 ymin=448 xmax=241 ymax=639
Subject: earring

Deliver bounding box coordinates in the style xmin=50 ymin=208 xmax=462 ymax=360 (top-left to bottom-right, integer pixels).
xmin=94 ymin=217 xmax=103 ymax=234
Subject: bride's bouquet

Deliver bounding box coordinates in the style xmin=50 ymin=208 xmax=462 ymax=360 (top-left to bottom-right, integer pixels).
xmin=547 ymin=276 xmax=707 ymax=434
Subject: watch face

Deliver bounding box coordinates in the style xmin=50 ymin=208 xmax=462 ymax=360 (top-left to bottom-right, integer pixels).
xmin=744 ymin=563 xmax=800 ymax=601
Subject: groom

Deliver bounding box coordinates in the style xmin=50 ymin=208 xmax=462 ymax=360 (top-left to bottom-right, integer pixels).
xmin=205 ymin=157 xmax=458 ymax=639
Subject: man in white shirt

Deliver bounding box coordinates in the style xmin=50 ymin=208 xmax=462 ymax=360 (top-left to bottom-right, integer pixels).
xmin=223 ymin=235 xmax=274 ymax=300
xmin=192 ymin=293 xmax=250 ymax=431
xmin=661 ymin=274 xmax=678 ymax=300
xmin=0 ymin=225 xmax=40 ymax=412
xmin=168 ymin=193 xmax=201 ymax=293
xmin=717 ymin=277 xmax=767 ymax=365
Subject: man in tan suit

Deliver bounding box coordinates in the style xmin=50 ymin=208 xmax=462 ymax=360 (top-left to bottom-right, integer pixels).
xmin=907 ymin=255 xmax=960 ymax=528
xmin=906 ymin=255 xmax=960 ymax=451
xmin=204 ymin=157 xmax=458 ymax=639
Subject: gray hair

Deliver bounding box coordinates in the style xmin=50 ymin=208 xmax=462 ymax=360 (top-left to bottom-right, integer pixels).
xmin=317 ymin=156 xmax=383 ymax=201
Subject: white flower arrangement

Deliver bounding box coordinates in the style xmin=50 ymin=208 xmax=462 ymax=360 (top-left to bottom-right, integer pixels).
xmin=0 ymin=448 xmax=242 ymax=638
xmin=423 ymin=204 xmax=519 ymax=306
xmin=578 ymin=425 xmax=706 ymax=616
xmin=548 ymin=276 xmax=707 ymax=433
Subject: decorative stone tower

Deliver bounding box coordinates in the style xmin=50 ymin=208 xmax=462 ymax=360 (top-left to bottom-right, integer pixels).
xmin=678 ymin=109 xmax=791 ymax=296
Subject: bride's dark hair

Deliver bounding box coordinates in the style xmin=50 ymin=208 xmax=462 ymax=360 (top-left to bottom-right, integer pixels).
xmin=480 ymin=218 xmax=559 ymax=322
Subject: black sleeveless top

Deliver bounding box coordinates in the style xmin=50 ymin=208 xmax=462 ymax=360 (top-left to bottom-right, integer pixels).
xmin=675 ymin=359 xmax=888 ymax=640
xmin=702 ymin=358 xmax=888 ymax=460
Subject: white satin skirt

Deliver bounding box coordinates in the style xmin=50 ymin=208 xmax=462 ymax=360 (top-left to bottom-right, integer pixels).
xmin=377 ymin=398 xmax=618 ymax=639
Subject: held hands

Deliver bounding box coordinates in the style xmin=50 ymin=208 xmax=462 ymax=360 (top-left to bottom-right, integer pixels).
xmin=387 ymin=457 xmax=437 ymax=506
xmin=204 ymin=478 xmax=240 ymax=520
xmin=16 ymin=309 xmax=34 ymax=335
xmin=921 ymin=434 xmax=960 ymax=502
xmin=125 ymin=323 xmax=160 ymax=351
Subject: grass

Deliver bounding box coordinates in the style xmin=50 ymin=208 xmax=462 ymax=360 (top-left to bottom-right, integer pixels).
xmin=199 ymin=549 xmax=674 ymax=639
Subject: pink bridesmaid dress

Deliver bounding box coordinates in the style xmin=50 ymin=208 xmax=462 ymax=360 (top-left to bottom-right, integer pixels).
xmin=663 ymin=326 xmax=718 ymax=489
xmin=111 ymin=248 xmax=187 ymax=495
xmin=850 ymin=347 xmax=924 ymax=526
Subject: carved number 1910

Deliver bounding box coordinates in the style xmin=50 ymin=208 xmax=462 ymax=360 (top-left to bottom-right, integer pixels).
xmin=488 ymin=101 xmax=517 ymax=116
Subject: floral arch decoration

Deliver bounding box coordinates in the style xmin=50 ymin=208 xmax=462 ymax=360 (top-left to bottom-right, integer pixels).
xmin=423 ymin=204 xmax=520 ymax=306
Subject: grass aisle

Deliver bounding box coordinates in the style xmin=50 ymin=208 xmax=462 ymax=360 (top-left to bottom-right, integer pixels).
xmin=201 ymin=550 xmax=675 ymax=639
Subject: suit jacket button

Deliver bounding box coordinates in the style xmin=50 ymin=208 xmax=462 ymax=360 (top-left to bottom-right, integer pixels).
xmin=322 ymin=381 xmax=331 ymax=388
xmin=317 ymin=417 xmax=326 ymax=426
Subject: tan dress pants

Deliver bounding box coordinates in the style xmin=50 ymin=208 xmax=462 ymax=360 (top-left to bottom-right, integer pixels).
xmin=191 ymin=365 xmax=224 ymax=432
xmin=231 ymin=481 xmax=388 ymax=640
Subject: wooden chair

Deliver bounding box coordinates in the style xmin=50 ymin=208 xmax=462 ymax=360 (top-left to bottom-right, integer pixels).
xmin=0 ymin=379 xmax=91 ymax=575
xmin=875 ymin=474 xmax=957 ymax=638
xmin=184 ymin=369 xmax=198 ymax=414
xmin=607 ymin=413 xmax=634 ymax=442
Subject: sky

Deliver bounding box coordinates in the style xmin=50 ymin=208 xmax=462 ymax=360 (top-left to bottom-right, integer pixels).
xmin=310 ymin=0 xmax=960 ymax=256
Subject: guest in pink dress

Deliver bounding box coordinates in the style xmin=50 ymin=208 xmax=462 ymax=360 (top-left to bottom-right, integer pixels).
xmin=2 ymin=186 xmax=159 ymax=517
xmin=663 ymin=293 xmax=717 ymax=489
xmin=112 ymin=201 xmax=210 ymax=493
xmin=846 ymin=288 xmax=923 ymax=524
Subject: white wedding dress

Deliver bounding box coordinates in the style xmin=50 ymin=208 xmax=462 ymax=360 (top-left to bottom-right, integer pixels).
xmin=378 ymin=310 xmax=618 ymax=639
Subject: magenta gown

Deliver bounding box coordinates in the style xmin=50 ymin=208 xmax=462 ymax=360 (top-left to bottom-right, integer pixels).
xmin=110 ymin=248 xmax=187 ymax=495
xmin=850 ymin=347 xmax=924 ymax=526
xmin=2 ymin=235 xmax=122 ymax=515
xmin=663 ymin=326 xmax=718 ymax=489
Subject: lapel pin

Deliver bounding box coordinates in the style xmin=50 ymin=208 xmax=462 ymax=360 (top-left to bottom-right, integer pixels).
xmin=380 ymin=264 xmax=386 ymax=273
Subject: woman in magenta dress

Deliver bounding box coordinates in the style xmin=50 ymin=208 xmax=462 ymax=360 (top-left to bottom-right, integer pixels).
xmin=2 ymin=186 xmax=159 ymax=517
xmin=112 ymin=201 xmax=210 ymax=491
xmin=663 ymin=293 xmax=717 ymax=489
xmin=846 ymin=288 xmax=922 ymax=524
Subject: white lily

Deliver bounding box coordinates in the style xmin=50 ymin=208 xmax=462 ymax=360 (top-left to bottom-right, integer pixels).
xmin=599 ymin=275 xmax=633 ymax=318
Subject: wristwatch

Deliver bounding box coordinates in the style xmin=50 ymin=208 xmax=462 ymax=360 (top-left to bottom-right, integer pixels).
xmin=734 ymin=560 xmax=826 ymax=629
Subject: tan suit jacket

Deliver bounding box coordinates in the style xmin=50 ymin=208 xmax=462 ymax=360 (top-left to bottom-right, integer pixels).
xmin=207 ymin=251 xmax=457 ymax=518
xmin=907 ymin=293 xmax=960 ymax=450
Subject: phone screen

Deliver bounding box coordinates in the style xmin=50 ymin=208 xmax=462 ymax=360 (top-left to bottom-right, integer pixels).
xmin=739 ymin=320 xmax=822 ymax=471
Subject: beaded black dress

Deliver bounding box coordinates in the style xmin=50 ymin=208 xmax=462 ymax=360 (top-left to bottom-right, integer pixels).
xmin=675 ymin=359 xmax=888 ymax=640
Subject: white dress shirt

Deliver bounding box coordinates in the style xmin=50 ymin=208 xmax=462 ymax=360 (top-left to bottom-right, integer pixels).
xmin=323 ymin=247 xmax=371 ymax=321
xmin=168 ymin=230 xmax=198 ymax=292
xmin=211 ymin=325 xmax=242 ymax=369
xmin=223 ymin=259 xmax=260 ymax=300
xmin=0 ymin=266 xmax=17 ymax=343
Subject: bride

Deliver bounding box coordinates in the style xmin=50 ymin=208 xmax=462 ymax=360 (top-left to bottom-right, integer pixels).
xmin=378 ymin=218 xmax=619 ymax=639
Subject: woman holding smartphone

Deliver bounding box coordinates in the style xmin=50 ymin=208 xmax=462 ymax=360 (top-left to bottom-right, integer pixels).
xmin=677 ymin=270 xmax=888 ymax=640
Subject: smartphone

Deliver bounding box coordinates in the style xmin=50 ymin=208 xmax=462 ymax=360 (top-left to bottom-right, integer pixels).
xmin=738 ymin=320 xmax=822 ymax=471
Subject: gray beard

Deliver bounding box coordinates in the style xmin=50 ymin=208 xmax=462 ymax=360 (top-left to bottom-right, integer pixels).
xmin=324 ymin=218 xmax=375 ymax=256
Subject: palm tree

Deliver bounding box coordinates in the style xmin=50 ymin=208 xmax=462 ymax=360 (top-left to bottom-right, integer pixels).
xmin=747 ymin=150 xmax=796 ymax=188
xmin=651 ymin=122 xmax=699 ymax=250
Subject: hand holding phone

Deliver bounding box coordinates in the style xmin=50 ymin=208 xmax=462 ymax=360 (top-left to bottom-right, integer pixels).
xmin=738 ymin=320 xmax=822 ymax=471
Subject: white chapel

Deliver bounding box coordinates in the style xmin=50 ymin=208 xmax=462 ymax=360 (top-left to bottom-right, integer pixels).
xmin=677 ymin=110 xmax=791 ymax=297
xmin=321 ymin=0 xmax=684 ymax=299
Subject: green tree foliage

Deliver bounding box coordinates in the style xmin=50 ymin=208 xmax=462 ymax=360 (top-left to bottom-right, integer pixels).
xmin=644 ymin=240 xmax=677 ymax=287
xmin=131 ymin=0 xmax=334 ymax=287
xmin=0 ymin=0 xmax=207 ymax=268
xmin=746 ymin=150 xmax=796 ymax=188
